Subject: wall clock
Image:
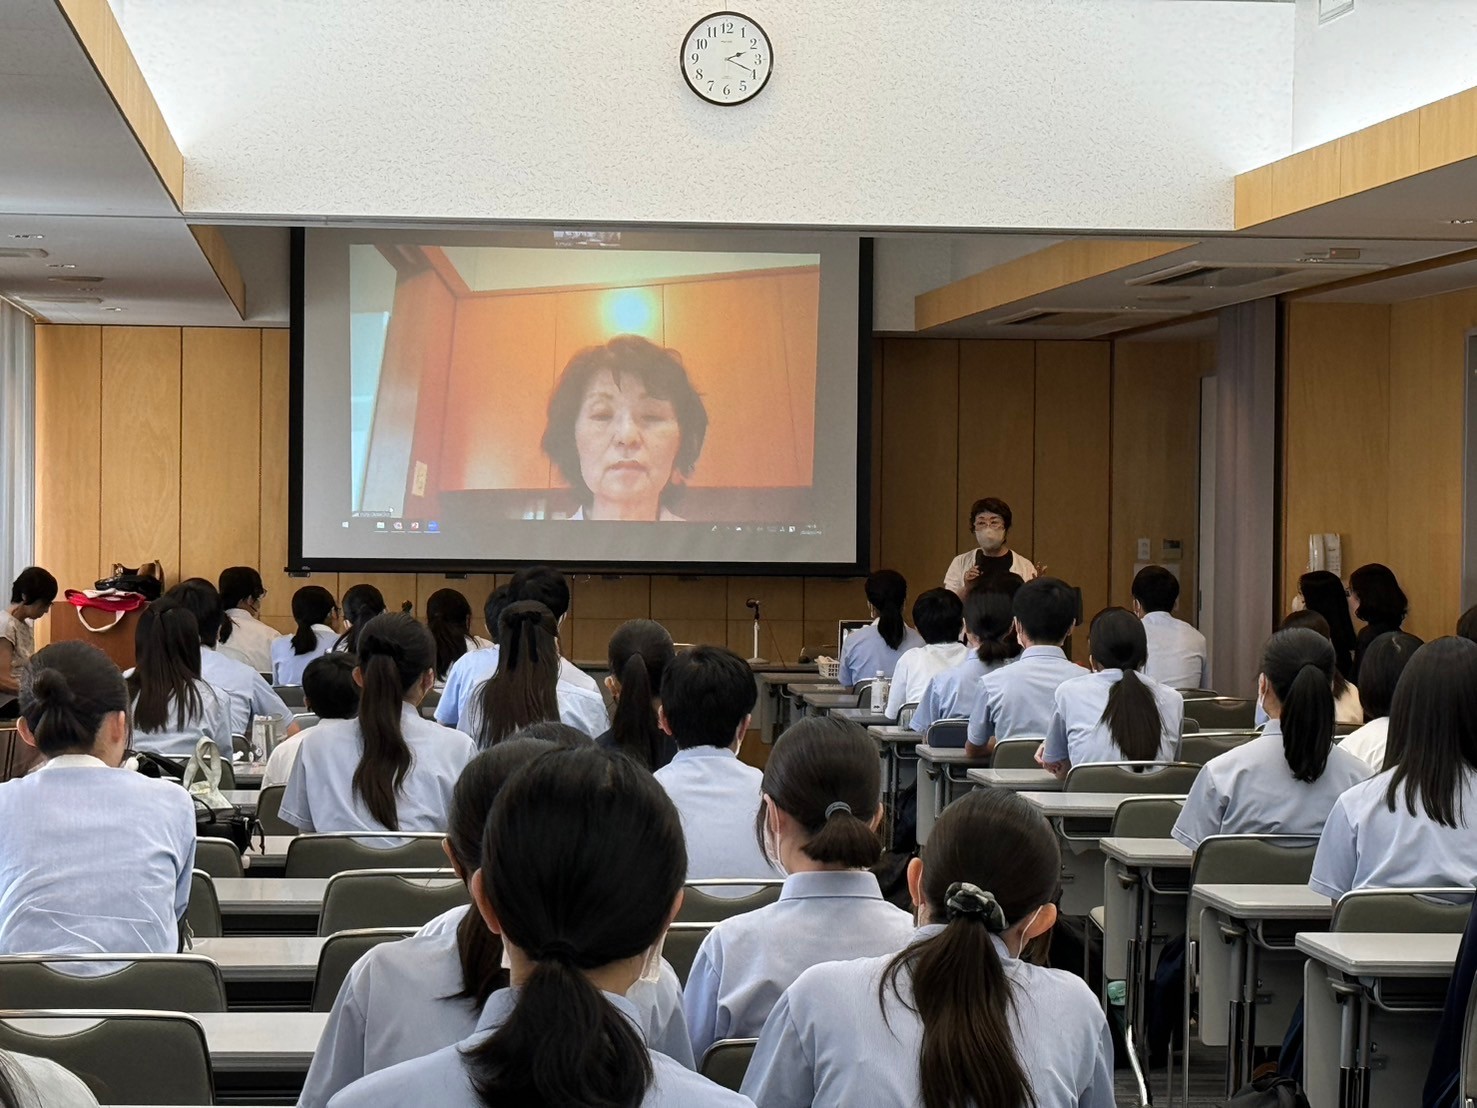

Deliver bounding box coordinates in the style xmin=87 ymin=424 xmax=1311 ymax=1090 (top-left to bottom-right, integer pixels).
xmin=681 ymin=12 xmax=772 ymax=106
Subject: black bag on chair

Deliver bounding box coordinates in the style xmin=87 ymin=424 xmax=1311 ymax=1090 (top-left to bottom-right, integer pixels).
xmin=1227 ymin=1074 xmax=1311 ymax=1108
xmin=192 ymin=795 xmax=261 ymax=854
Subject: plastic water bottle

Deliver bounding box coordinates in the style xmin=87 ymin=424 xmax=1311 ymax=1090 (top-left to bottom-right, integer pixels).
xmin=870 ymin=671 xmax=889 ymax=714
xmin=1106 ymin=980 xmax=1128 ymax=1037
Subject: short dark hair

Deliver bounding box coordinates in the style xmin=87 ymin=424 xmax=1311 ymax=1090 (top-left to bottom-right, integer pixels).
xmin=1356 ymin=631 xmax=1423 ymax=722
xmin=1458 ymin=604 xmax=1477 ymax=647
xmin=912 ymin=588 xmax=964 ymax=645
xmin=10 ymin=566 xmax=57 ymax=606
xmin=167 ymin=578 xmax=226 ymax=647
xmin=302 ymin=653 xmax=359 ymax=719
xmin=540 ymin=335 xmax=709 ymax=509
xmin=1012 ymin=577 xmax=1077 ymax=644
xmin=483 ymin=586 xmax=513 ymax=643
xmin=1349 ymin=563 xmax=1408 ymax=626
xmin=1130 ymin=566 xmax=1179 ymax=614
xmin=508 ymin=567 xmax=572 ymax=623
xmin=967 ymin=497 xmax=1012 ymax=530
xmin=218 ymin=567 xmax=265 ymax=610
xmin=660 ymin=645 xmax=756 ymax=749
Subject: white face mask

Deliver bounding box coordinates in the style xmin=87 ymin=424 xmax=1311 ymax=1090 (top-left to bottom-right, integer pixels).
xmin=762 ymin=809 xmax=790 ymax=879
xmin=975 ymin=526 xmax=1006 ymax=552
xmin=1011 ymin=906 xmax=1045 ymax=959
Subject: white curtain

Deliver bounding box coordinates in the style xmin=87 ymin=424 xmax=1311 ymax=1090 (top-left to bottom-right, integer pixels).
xmin=0 ymin=298 xmax=36 ymax=597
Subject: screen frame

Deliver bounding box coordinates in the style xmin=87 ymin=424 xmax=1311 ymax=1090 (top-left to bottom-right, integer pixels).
xmin=287 ymin=228 xmax=873 ymax=577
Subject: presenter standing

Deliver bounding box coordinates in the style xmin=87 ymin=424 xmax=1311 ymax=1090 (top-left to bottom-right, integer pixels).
xmin=943 ymin=497 xmax=1038 ymax=597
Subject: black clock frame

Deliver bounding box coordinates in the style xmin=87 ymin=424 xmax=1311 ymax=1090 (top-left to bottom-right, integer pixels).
xmin=681 ymin=10 xmax=773 ymax=106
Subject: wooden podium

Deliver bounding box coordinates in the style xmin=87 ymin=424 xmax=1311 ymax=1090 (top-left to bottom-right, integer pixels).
xmin=48 ymin=602 xmax=147 ymax=672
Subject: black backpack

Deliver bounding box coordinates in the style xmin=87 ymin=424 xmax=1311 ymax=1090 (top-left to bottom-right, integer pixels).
xmin=1227 ymin=1075 xmax=1311 ymax=1108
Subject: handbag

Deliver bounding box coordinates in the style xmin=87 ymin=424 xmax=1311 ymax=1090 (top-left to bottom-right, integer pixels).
xmin=64 ymin=588 xmax=147 ymax=632
xmin=95 ymin=561 xmax=165 ymax=601
xmin=183 ymin=738 xmax=261 ymax=852
xmin=1227 ymin=1075 xmax=1311 ymax=1108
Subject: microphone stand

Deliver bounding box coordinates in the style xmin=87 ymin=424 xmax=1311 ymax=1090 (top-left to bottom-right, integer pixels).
xmin=746 ymin=598 xmax=767 ymax=664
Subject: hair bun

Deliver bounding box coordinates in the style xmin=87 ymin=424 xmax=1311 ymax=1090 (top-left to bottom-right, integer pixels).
xmin=30 ymin=668 xmax=75 ymax=709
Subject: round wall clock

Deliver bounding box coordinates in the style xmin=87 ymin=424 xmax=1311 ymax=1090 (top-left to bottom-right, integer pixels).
xmin=681 ymin=12 xmax=773 ymax=106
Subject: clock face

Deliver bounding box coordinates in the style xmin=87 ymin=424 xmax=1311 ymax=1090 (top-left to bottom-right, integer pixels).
xmin=681 ymin=12 xmax=772 ymax=106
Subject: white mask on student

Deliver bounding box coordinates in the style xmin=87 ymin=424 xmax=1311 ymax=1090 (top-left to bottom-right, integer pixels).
xmin=761 ymin=800 xmax=790 ymax=879
xmin=976 ymin=527 xmax=1006 ymax=553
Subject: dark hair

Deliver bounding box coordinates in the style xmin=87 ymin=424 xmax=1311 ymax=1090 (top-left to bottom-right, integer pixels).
xmin=965 ymin=587 xmax=1020 ymax=667
xmin=540 ymin=335 xmax=709 ymax=511
xmin=427 ymin=588 xmax=475 ymax=679
xmin=507 ymin=567 xmax=572 ymax=623
xmin=289 ymin=586 xmax=337 ymax=656
xmin=446 ymin=738 xmax=558 ymax=1008
xmin=1013 ymin=576 xmax=1077 ymax=645
xmin=216 ymin=567 xmax=265 ymax=645
xmin=1130 ymin=565 xmax=1179 ymax=614
xmin=913 ymin=588 xmax=964 ymax=646
xmin=475 ymin=602 xmax=560 ymax=748
xmin=301 ymin=653 xmax=359 ymax=720
xmin=1383 ymin=637 xmax=1477 ymax=825
xmin=757 ymin=716 xmax=882 ymax=869
xmin=880 ymin=788 xmax=1059 ymax=1108
xmin=335 ymin=584 xmax=387 ymax=653
xmin=1458 ymin=604 xmax=1477 ymax=647
xmin=19 ymin=641 xmax=127 ymax=756
xmin=1297 ymin=570 xmax=1358 ymax=679
xmin=127 ymin=599 xmax=205 ymax=733
xmin=9 ymin=566 xmax=57 ymax=606
xmin=606 ymin=619 xmax=675 ymax=770
xmin=1356 ymin=631 xmax=1423 ymax=722
xmin=166 ymin=578 xmax=226 ymax=647
xmin=865 ymin=570 xmax=909 ymax=652
xmin=659 ymin=645 xmax=757 ymax=750
xmin=482 ymin=586 xmax=513 ymax=643
xmin=1279 ymin=609 xmax=1353 ymax=701
xmin=352 ymin=613 xmax=434 ymax=830
xmin=1350 ymin=563 xmax=1408 ymax=627
xmin=967 ymin=497 xmax=1012 ymax=530
xmin=1088 ymin=608 xmax=1162 ymax=761
xmin=1261 ymin=627 xmax=1337 ymax=783
xmin=508 ymin=721 xmax=590 ymax=747
xmin=463 ymin=745 xmax=685 ymax=1105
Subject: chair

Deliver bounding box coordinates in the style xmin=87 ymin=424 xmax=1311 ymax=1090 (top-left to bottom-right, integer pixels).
xmin=1190 ymin=834 xmax=1318 ymax=887
xmin=1178 ymin=689 xmax=1223 ymax=700
xmin=1178 ymin=733 xmax=1251 ymax=766
xmin=186 ymin=870 xmax=222 ymax=938
xmin=1 ymin=724 xmax=41 ymax=782
xmin=193 ymin=836 xmax=245 ymax=879
xmin=291 ymin=712 xmax=320 ymax=731
xmin=274 ymin=685 xmax=307 ymax=708
xmin=0 ymin=954 xmax=227 ymax=1013
xmin=990 ymin=738 xmax=1042 ymax=769
xmin=0 ymin=1010 xmax=213 ymax=1105
xmin=1110 ymin=796 xmax=1185 ymax=838
xmin=674 ymin=880 xmax=784 ymax=923
xmin=311 ymin=928 xmax=416 ymax=1011
xmin=1180 ymin=717 xmax=1200 ymax=734
xmin=419 ymin=688 xmax=442 ymax=718
xmin=318 ymin=869 xmax=469 ymax=935
xmin=214 ymin=758 xmax=236 ymax=790
xmin=255 ymin=784 xmax=297 ymax=836
xmin=1461 ymin=969 xmax=1477 ymax=1108
xmin=1333 ymin=721 xmax=1361 ymax=738
xmin=700 ymin=1038 xmax=758 ymax=1092
xmin=1063 ymin=762 xmax=1201 ymax=796
xmin=897 ymin=701 xmax=919 ymax=728
xmin=1332 ymin=888 xmax=1475 ymax=934
xmin=925 ymin=718 xmax=968 ymax=749
xmin=1181 ymin=697 xmax=1256 ymax=731
xmin=285 ymin=832 xmax=449 ymax=879
xmin=663 ymin=922 xmax=714 ymax=986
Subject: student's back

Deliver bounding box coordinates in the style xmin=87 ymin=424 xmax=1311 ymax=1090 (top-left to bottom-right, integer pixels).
xmin=836 ymin=569 xmax=921 ymax=687
xmin=909 ymin=582 xmax=1021 ymax=734
xmin=884 ymin=588 xmax=967 ymax=718
xmin=125 ymin=600 xmax=233 ymax=759
xmin=1133 ymin=565 xmax=1208 ymax=690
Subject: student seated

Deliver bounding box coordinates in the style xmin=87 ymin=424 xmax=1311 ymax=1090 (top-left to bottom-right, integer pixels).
xmin=299 ymin=737 xmax=695 ymax=1108
xmin=326 ymin=746 xmax=750 ymax=1107
xmin=280 ymin=613 xmax=475 ymax=836
xmin=216 ymin=565 xmax=282 ymax=674
xmin=1339 ymin=630 xmax=1422 ymax=771
xmin=683 ymin=716 xmax=913 ymax=1059
xmin=1173 ymin=628 xmax=1371 ymax=851
xmin=425 ymin=588 xmax=491 ymax=683
xmin=836 ymin=570 xmax=922 ymax=688
xmin=884 ymin=588 xmax=967 ymax=720
xmin=909 ymin=577 xmax=1022 ymax=734
xmin=598 ymin=619 xmax=678 ymax=770
xmin=1041 ymin=607 xmax=1184 ymax=778
xmin=966 ymin=576 xmax=1087 ymax=757
xmin=1293 ymin=570 xmax=1359 ymax=681
xmin=1311 ymin=637 xmax=1477 ymax=899
xmin=0 ymin=1049 xmax=97 ymax=1107
xmin=270 ymin=585 xmax=340 ymax=686
xmin=653 ymin=645 xmax=777 ymax=889
xmin=333 ymin=584 xmax=387 ymax=655
xmin=261 ymin=653 xmax=359 ymax=790
xmin=741 ymin=787 xmax=1113 ymax=1107
xmin=464 ymin=602 xmax=607 ymax=743
xmin=1275 ymin=610 xmax=1364 ymax=726
xmin=125 ymin=599 xmax=233 ymax=759
xmin=0 ymin=642 xmax=195 ymax=959
xmin=1132 ymin=564 xmax=1208 ymax=690
xmin=0 ymin=566 xmax=57 ymax=719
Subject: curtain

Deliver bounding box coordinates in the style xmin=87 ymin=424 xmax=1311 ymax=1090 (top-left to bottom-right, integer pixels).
xmin=0 ymin=298 xmax=36 ymax=598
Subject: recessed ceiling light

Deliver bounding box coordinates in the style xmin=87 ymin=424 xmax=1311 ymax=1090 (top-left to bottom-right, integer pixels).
xmin=8 ymin=233 xmax=43 ymax=239
xmin=49 ymin=275 xmax=103 ymax=284
xmin=45 ymin=263 xmax=76 ymax=269
xmin=1444 ymin=218 xmax=1477 ymax=225
xmin=101 ymin=306 xmax=125 ymax=312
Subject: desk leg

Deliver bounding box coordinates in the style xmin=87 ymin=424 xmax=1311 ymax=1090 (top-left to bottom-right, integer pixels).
xmin=1331 ymin=977 xmax=1368 ymax=1108
xmin=1223 ymin=924 xmax=1249 ymax=1097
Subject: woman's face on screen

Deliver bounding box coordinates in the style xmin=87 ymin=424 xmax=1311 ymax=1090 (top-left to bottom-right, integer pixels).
xmin=574 ymin=369 xmax=682 ymax=519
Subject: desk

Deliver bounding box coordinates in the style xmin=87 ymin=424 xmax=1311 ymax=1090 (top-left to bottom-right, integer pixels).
xmin=222 ymin=790 xmax=258 ymax=817
xmin=1018 ymin=792 xmax=1181 ymax=820
xmin=754 ymin=668 xmax=820 ymax=743
xmin=1192 ymin=883 xmax=1332 ymax=1094
xmin=213 ymin=878 xmax=327 ymax=935
xmin=798 ymin=690 xmax=860 ymax=716
xmin=867 ymin=726 xmax=924 ymax=848
xmin=192 ymin=935 xmax=324 ymax=1009
xmin=966 ymin=767 xmax=1063 ymax=793
xmin=232 ymin=763 xmax=266 ymax=789
xmin=916 ymin=745 xmax=989 ymax=844
xmin=246 ymin=835 xmax=296 ymax=873
xmin=1301 ymin=932 xmax=1459 ymax=1108
xmin=831 ymin=706 xmax=895 ymax=728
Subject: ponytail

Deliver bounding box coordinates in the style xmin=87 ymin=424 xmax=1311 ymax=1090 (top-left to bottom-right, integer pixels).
xmin=426 ymin=589 xmax=475 ymax=680
xmin=351 ymin=613 xmax=434 ymax=830
xmin=335 ymin=584 xmax=386 ymax=654
xmin=758 ymin=715 xmax=883 ymax=870
xmin=20 ymin=642 xmax=127 ymax=757
xmin=475 ymin=602 xmax=560 ymax=748
xmin=606 ymin=620 xmax=675 ymax=771
xmin=865 ymin=570 xmax=908 ymax=652
xmin=1261 ymin=627 xmax=1337 ymax=784
xmin=290 ymin=586 xmax=337 ymax=656
xmin=1090 ymin=608 xmax=1162 ymax=761
xmin=966 ymin=583 xmax=1021 ymax=667
xmin=128 ymin=599 xmax=205 ymax=733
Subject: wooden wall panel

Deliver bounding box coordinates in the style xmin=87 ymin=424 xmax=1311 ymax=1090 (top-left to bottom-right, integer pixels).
xmin=180 ymin=329 xmax=261 ymax=582
xmin=956 ymin=341 xmax=1036 ymax=558
xmin=99 ymin=327 xmax=180 ymax=580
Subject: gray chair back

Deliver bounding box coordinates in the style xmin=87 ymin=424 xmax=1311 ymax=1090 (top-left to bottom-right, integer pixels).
xmin=663 ymin=923 xmax=715 ymax=987
xmin=291 ymin=712 xmax=320 ymax=731
xmin=318 ymin=869 xmax=469 ymax=935
xmin=1190 ymin=835 xmax=1318 ymax=887
xmin=1178 ymin=733 xmax=1254 ymax=766
xmin=1181 ymin=697 xmax=1256 ymax=731
xmin=700 ymin=1038 xmax=758 ymax=1092
xmin=255 ymin=784 xmax=296 ymax=836
xmin=214 ymin=758 xmax=236 ymax=790
xmin=898 ymin=702 xmax=919 ymax=728
xmin=1180 ymin=717 xmax=1200 ymax=734
xmin=925 ymin=719 xmax=968 ymax=749
xmin=419 ymin=688 xmax=442 ymax=718
xmin=194 ymin=836 xmax=245 ymax=879
xmin=1179 ymin=689 xmax=1223 ymax=700
xmin=0 ymin=1010 xmax=213 ymax=1105
xmin=187 ymin=870 xmax=222 ymax=938
xmin=274 ymin=685 xmax=307 ymax=708
xmin=1332 ymin=888 xmax=1475 ymax=934
xmin=286 ymin=832 xmax=449 ymax=879
xmin=675 ymin=881 xmax=785 ymax=924
xmin=1110 ymin=797 xmax=1185 ymax=838
xmin=1064 ymin=762 xmax=1200 ymax=795
xmin=0 ymin=954 xmax=226 ymax=1013
xmin=990 ymin=738 xmax=1042 ymax=769
xmin=311 ymin=928 xmax=416 ymax=1011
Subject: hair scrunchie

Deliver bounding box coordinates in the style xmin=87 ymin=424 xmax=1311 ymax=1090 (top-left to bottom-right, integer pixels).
xmin=944 ymin=881 xmax=1008 ymax=933
xmin=824 ymin=801 xmax=852 ymax=819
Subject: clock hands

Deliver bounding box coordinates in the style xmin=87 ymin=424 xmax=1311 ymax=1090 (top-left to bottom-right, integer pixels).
xmin=724 ymin=53 xmax=754 ymax=77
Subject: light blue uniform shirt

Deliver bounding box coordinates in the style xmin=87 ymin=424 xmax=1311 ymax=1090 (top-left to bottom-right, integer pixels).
xmin=741 ymin=925 xmax=1114 ymax=1108
xmin=434 ymin=645 xmax=600 ymax=732
xmin=325 ymin=988 xmax=752 ymax=1108
xmin=1310 ymin=767 xmax=1477 ymax=900
xmin=683 ymin=870 xmax=914 ymax=1061
xmin=967 ymin=646 xmax=1088 ymax=747
xmin=1172 ymin=722 xmax=1371 ymax=850
xmin=1043 ymin=669 xmax=1185 ymax=767
xmin=0 ymin=757 xmax=195 ymax=958
xmin=127 ymin=679 xmax=233 ymax=759
xmin=280 ymin=708 xmax=476 ymax=835
xmin=201 ymin=646 xmax=293 ymax=736
xmin=909 ymin=654 xmax=1002 ymax=734
xmin=271 ymin=625 xmax=338 ymax=686
xmin=653 ymin=746 xmax=778 ymax=889
xmin=837 ymin=622 xmax=923 ymax=688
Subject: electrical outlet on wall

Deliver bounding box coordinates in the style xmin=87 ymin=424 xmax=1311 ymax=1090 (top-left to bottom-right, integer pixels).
xmin=1136 ymin=538 xmax=1151 ymax=562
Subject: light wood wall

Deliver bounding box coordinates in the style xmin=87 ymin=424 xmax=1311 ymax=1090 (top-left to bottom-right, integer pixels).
xmin=34 ymin=326 xmax=1210 ymax=661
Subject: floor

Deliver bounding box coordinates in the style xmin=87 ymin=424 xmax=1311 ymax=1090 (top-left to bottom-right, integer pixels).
xmin=1114 ymin=1042 xmax=1237 ymax=1108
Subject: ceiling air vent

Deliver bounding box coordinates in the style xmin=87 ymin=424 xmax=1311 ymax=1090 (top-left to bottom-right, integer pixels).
xmin=0 ymin=247 xmax=49 ymax=260
xmin=989 ymin=308 xmax=1128 ymax=328
xmin=17 ymin=294 xmax=104 ymax=305
xmin=1127 ymin=259 xmax=1379 ymax=292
